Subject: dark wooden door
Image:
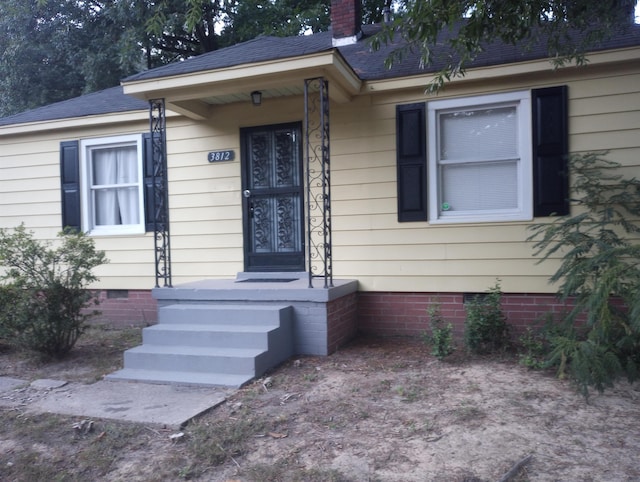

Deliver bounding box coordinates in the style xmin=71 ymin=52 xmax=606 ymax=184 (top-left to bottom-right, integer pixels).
xmin=241 ymin=122 xmax=304 ymax=272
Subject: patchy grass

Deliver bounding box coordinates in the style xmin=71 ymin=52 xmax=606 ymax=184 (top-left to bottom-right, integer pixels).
xmin=1 ymin=332 xmax=640 ymax=481
xmin=0 ymin=324 xmax=141 ymax=382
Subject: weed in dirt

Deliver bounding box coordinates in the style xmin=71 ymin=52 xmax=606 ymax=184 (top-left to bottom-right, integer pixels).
xmin=464 ymin=382 xmax=481 ymax=393
xmin=0 ymin=411 xmax=153 ymax=481
xmin=75 ymin=422 xmax=149 ymax=476
xmin=376 ymin=379 xmax=392 ymax=393
xmin=245 ymin=457 xmax=350 ymax=482
xmin=518 ymin=327 xmax=547 ymax=370
xmin=453 ymin=403 xmax=485 ymax=422
xmin=0 ymin=411 xmax=69 ymax=443
xmin=183 ymin=407 xmax=268 ymax=474
xmin=2 ymin=449 xmax=73 ymax=482
xmin=303 ymin=372 xmax=319 ymax=383
xmin=425 ymin=301 xmax=456 ymax=360
xmin=394 ymin=384 xmax=422 ymax=402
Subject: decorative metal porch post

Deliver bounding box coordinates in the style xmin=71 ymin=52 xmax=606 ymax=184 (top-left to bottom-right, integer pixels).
xmin=304 ymin=78 xmax=333 ymax=288
xmin=150 ymin=99 xmax=172 ymax=287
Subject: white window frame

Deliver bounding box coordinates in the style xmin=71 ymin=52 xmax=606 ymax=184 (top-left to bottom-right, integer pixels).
xmin=79 ymin=134 xmax=145 ymax=236
xmin=427 ymin=91 xmax=532 ymax=224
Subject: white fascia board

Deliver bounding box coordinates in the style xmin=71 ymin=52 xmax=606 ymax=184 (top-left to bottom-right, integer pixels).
xmin=122 ymin=51 xmax=362 ymax=103
xmin=0 ymin=111 xmax=151 ymax=137
xmin=363 ymin=46 xmax=640 ymax=94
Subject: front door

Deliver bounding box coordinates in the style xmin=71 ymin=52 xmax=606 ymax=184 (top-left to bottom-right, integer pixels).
xmin=241 ymin=122 xmax=304 ymax=272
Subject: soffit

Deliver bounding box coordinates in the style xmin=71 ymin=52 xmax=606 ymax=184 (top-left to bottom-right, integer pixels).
xmin=122 ymin=51 xmax=362 ymax=120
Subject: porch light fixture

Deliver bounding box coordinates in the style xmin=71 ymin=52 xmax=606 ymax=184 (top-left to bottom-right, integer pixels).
xmin=251 ymin=91 xmax=262 ymax=106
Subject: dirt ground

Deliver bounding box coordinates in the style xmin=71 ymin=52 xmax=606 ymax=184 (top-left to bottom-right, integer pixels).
xmin=1 ymin=326 xmax=640 ymax=481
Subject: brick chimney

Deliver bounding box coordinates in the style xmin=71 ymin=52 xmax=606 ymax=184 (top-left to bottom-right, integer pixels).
xmin=331 ymin=0 xmax=362 ymax=46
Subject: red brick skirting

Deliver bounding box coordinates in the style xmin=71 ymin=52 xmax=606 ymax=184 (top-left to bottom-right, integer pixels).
xmin=87 ymin=290 xmax=157 ymax=327
xmin=357 ymin=291 xmax=574 ymax=338
xmin=327 ymin=292 xmax=359 ymax=353
xmin=87 ymin=288 xmax=584 ymax=343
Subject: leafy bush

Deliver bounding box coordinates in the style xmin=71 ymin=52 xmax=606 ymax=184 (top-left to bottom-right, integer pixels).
xmin=517 ymin=327 xmax=547 ymax=370
xmin=464 ymin=282 xmax=509 ymax=354
xmin=0 ymin=225 xmax=107 ymax=357
xmin=424 ymin=302 xmax=455 ymax=360
xmin=529 ymin=153 xmax=640 ymax=396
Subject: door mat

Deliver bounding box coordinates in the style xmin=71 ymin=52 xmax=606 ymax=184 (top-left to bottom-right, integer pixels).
xmin=236 ymin=278 xmax=298 ymax=283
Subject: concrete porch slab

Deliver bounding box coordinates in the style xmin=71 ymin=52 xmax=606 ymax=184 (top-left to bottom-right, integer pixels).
xmin=28 ymin=380 xmax=232 ymax=428
xmin=153 ymin=276 xmax=358 ymax=303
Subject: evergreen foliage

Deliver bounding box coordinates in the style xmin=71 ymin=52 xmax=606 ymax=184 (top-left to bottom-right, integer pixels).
xmin=529 ymin=153 xmax=640 ymax=396
xmin=0 ymin=225 xmax=107 ymax=357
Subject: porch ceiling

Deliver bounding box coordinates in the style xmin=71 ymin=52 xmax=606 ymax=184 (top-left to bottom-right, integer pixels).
xmin=122 ymin=50 xmax=362 ymax=121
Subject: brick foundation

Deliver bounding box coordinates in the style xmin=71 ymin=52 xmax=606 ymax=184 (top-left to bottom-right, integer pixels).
xmin=87 ymin=288 xmax=581 ymax=346
xmin=358 ymin=291 xmax=574 ymax=338
xmin=327 ymin=292 xmax=359 ymax=353
xmin=89 ymin=289 xmax=157 ymax=327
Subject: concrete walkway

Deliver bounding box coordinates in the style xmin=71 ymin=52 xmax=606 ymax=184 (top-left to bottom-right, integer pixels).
xmin=0 ymin=376 xmax=232 ymax=429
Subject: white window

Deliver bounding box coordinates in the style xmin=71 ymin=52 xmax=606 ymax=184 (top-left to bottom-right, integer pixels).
xmin=427 ymin=91 xmax=532 ymax=223
xmin=80 ymin=134 xmax=145 ymax=235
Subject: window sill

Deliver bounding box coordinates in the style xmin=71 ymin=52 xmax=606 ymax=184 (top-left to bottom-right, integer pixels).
xmin=87 ymin=226 xmax=146 ymax=236
xmin=428 ymin=212 xmax=533 ymax=225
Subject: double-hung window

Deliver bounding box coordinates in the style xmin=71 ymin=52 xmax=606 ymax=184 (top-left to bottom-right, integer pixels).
xmin=427 ymin=91 xmax=532 ymax=223
xmin=80 ymin=134 xmax=145 ymax=235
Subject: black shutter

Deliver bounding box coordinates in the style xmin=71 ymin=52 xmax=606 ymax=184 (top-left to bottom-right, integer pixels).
xmin=396 ymin=103 xmax=427 ymax=222
xmin=60 ymin=140 xmax=81 ymax=231
xmin=532 ymin=86 xmax=569 ymax=217
xmin=142 ymin=133 xmax=155 ymax=232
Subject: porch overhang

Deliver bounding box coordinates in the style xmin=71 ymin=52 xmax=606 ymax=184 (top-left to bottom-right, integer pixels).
xmin=122 ymin=50 xmax=362 ymax=120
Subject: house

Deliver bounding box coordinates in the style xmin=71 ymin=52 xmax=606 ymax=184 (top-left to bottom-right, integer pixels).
xmin=1 ymin=0 xmax=639 ymax=386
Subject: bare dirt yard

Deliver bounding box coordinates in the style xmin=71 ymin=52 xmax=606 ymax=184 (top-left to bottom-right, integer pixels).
xmin=1 ymin=325 xmax=639 ymax=481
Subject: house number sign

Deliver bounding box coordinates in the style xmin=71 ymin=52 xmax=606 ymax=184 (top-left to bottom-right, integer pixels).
xmin=208 ymin=150 xmax=235 ymax=162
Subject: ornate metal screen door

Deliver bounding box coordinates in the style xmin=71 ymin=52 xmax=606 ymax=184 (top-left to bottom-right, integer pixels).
xmin=241 ymin=122 xmax=305 ymax=272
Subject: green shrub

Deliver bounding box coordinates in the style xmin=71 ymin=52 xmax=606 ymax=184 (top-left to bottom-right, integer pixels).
xmin=424 ymin=302 xmax=455 ymax=360
xmin=517 ymin=327 xmax=547 ymax=369
xmin=464 ymin=282 xmax=509 ymax=354
xmin=529 ymin=153 xmax=640 ymax=396
xmin=0 ymin=225 xmax=107 ymax=357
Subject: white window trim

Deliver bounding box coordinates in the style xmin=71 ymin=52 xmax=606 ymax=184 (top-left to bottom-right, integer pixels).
xmin=80 ymin=134 xmax=145 ymax=236
xmin=427 ymin=91 xmax=532 ymax=224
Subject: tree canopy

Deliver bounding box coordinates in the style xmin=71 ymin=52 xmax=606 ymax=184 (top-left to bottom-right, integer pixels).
xmin=374 ymin=0 xmax=638 ymax=92
xmin=0 ymin=0 xmax=636 ymax=117
xmin=0 ymin=0 xmax=390 ymax=117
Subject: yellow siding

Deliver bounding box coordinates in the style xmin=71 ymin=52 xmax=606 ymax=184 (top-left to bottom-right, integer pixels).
xmin=329 ymin=60 xmax=640 ymax=293
xmin=0 ymin=120 xmax=157 ymax=289
xmin=161 ymin=96 xmax=313 ymax=283
xmin=1 ymin=55 xmax=638 ymax=293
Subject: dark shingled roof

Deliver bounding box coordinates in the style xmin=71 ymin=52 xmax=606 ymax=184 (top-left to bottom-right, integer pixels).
xmin=0 ymin=86 xmax=148 ymax=127
xmin=124 ymin=31 xmax=335 ymax=82
xmin=1 ymin=23 xmax=639 ymax=127
xmin=345 ymin=24 xmax=640 ymax=81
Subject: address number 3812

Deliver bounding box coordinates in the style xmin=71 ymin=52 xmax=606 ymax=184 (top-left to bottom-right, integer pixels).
xmin=208 ymin=150 xmax=235 ymax=162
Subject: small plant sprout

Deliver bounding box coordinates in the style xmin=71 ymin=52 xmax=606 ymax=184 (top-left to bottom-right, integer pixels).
xmin=424 ymin=301 xmax=455 ymax=360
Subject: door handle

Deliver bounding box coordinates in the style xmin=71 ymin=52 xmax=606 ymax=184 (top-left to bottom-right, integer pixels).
xmin=243 ymin=189 xmax=251 ymax=198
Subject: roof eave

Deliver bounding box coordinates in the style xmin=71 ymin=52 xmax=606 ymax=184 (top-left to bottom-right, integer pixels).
xmin=363 ymin=45 xmax=640 ymax=93
xmin=121 ymin=50 xmax=362 ymax=119
xmin=0 ymin=110 xmax=152 ymax=137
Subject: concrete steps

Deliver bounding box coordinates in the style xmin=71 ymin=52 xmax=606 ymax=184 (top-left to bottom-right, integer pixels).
xmin=108 ymin=304 xmax=293 ymax=387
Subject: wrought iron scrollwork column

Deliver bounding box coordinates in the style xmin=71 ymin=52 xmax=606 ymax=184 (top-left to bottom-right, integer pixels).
xmin=150 ymin=99 xmax=172 ymax=287
xmin=304 ymin=78 xmax=332 ymax=288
